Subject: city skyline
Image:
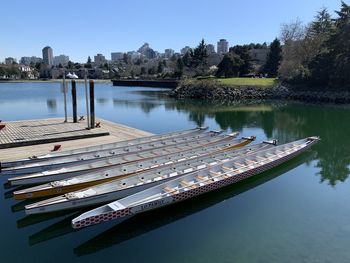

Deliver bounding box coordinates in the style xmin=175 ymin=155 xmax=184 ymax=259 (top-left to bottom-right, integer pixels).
xmin=2 ymin=0 xmax=341 ymax=62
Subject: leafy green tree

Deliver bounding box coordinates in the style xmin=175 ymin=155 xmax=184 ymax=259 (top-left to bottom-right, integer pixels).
xmin=140 ymin=67 xmax=146 ymax=75
xmin=191 ymin=39 xmax=208 ymax=68
xmin=103 ymin=63 xmax=109 ymax=70
xmin=308 ymin=2 xmax=350 ymax=88
xmin=309 ymin=8 xmax=333 ymax=37
xmin=67 ymin=61 xmax=74 ymax=69
xmin=0 ymin=66 xmax=6 ymax=77
xmin=229 ymin=45 xmax=252 ymax=75
xmin=263 ymin=38 xmax=282 ymax=77
xmin=148 ymin=66 xmax=156 ymax=75
xmin=215 ymin=53 xmax=243 ymax=78
xmin=123 ymin=53 xmax=129 ymax=64
xmin=74 ymin=63 xmax=82 ymax=69
xmin=157 ymin=61 xmax=164 ymax=74
xmin=328 ymin=1 xmax=350 ymax=88
xmin=34 ymin=62 xmax=41 ymax=70
xmin=174 ymin=57 xmax=184 ymax=78
xmin=182 ymin=51 xmax=192 ymax=67
xmin=85 ymin=56 xmax=92 ymax=68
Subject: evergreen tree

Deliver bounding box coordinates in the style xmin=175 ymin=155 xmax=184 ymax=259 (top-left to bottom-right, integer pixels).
xmin=140 ymin=67 xmax=146 ymax=75
xmin=328 ymin=1 xmax=350 ymax=88
xmin=191 ymin=39 xmax=208 ymax=68
xmin=308 ymin=2 xmax=350 ymax=88
xmin=263 ymin=38 xmax=282 ymax=77
xmin=229 ymin=45 xmax=252 ymax=75
xmin=157 ymin=61 xmax=164 ymax=74
xmin=175 ymin=58 xmax=184 ymax=78
xmin=123 ymin=53 xmax=130 ymax=64
xmin=182 ymin=51 xmax=192 ymax=67
xmin=215 ymin=54 xmax=243 ymax=78
xmin=85 ymin=56 xmax=92 ymax=68
xmin=309 ymin=8 xmax=333 ymax=37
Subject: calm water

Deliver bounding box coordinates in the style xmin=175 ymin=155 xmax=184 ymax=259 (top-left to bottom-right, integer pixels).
xmin=1 ymin=82 xmax=350 ymax=263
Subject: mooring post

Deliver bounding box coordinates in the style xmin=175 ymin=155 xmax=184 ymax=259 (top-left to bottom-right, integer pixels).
xmin=89 ymin=80 xmax=95 ymax=128
xmin=71 ymin=79 xmax=78 ymax=123
xmin=62 ymin=70 xmax=68 ymax=122
xmin=84 ymin=69 xmax=90 ymax=129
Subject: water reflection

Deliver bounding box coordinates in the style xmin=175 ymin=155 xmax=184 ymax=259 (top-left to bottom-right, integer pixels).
xmin=112 ymin=90 xmax=350 ymax=186
xmin=46 ymin=99 xmax=57 ymax=112
xmin=74 ymin=152 xmax=313 ymax=256
xmin=161 ymin=98 xmax=350 ymax=186
xmin=96 ymin=98 xmax=109 ymax=105
xmin=113 ymin=99 xmax=162 ymax=114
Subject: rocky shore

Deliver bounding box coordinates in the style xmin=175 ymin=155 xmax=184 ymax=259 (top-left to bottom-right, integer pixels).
xmin=170 ymin=80 xmax=350 ymax=104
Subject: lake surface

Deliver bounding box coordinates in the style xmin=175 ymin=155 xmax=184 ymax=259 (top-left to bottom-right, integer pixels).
xmin=0 ymin=82 xmax=350 ymax=263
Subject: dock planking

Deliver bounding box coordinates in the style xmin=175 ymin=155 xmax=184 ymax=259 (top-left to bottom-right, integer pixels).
xmin=0 ymin=118 xmax=152 ymax=162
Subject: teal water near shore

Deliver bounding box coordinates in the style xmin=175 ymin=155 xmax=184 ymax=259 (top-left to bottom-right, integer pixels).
xmin=1 ymin=82 xmax=350 ymax=262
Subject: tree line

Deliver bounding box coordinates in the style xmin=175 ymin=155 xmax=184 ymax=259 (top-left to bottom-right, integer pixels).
xmin=279 ymin=1 xmax=349 ymax=89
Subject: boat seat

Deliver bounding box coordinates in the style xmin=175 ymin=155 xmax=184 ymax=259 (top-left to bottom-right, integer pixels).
xmin=209 ymin=170 xmax=221 ymax=177
xmin=163 ymin=186 xmax=179 ymax=194
xmin=180 ymin=180 xmax=196 ymax=189
xmin=222 ymin=166 xmax=233 ymax=172
xmin=196 ymin=175 xmax=212 ymax=184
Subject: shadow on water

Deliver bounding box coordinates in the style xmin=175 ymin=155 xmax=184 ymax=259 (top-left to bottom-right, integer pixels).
xmin=73 ymin=151 xmax=315 ymax=256
xmin=11 ymin=198 xmax=46 ymax=213
xmin=28 ymin=212 xmax=81 ymax=246
xmin=17 ymin=209 xmax=78 ymax=229
xmin=26 ymin=204 xmax=106 ymax=245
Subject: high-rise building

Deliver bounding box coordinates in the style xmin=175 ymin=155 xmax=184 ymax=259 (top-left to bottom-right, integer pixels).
xmin=137 ymin=43 xmax=156 ymax=59
xmin=127 ymin=51 xmax=142 ymax=61
xmin=94 ymin=54 xmax=107 ymax=66
xmin=111 ymin=52 xmax=124 ymax=61
xmin=20 ymin=56 xmax=42 ymax=65
xmin=5 ymin=57 xmax=17 ymax=65
xmin=53 ymin=55 xmax=69 ymax=66
xmin=42 ymin=46 xmax=53 ymax=66
xmin=181 ymin=46 xmax=191 ymax=55
xmin=217 ymin=39 xmax=229 ymax=54
xmin=164 ymin=49 xmax=175 ymax=59
xmin=206 ymin=44 xmax=216 ymax=54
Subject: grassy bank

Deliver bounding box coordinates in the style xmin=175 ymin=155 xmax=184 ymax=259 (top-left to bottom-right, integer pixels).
xmin=217 ymin=77 xmax=277 ymax=88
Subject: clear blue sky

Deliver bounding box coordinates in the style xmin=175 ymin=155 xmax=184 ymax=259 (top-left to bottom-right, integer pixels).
xmin=2 ymin=0 xmax=343 ymax=63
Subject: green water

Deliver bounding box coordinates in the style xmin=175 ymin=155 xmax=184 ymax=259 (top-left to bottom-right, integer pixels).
xmin=0 ymin=82 xmax=350 ymax=262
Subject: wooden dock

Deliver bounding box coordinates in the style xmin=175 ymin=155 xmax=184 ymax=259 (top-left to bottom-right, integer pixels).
xmin=0 ymin=118 xmax=152 ymax=162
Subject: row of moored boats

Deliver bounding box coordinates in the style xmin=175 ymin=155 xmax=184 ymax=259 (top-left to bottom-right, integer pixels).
xmin=0 ymin=127 xmax=319 ymax=229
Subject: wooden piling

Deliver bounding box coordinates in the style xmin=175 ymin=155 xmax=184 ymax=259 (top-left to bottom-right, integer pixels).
xmin=89 ymin=80 xmax=95 ymax=129
xmin=71 ymin=80 xmax=78 ymax=123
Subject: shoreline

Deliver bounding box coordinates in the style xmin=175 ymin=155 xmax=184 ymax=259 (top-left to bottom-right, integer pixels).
xmin=0 ymin=79 xmax=112 ymax=83
xmin=170 ymin=80 xmax=350 ymax=104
